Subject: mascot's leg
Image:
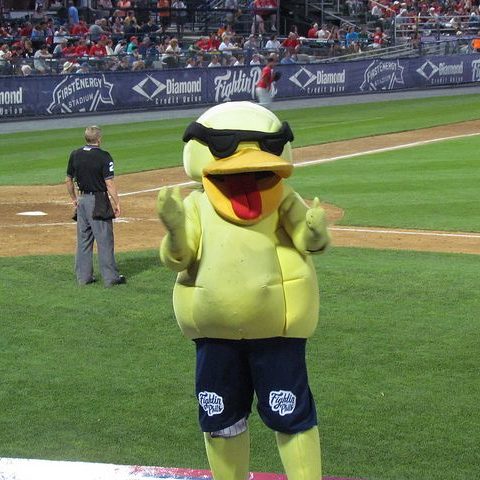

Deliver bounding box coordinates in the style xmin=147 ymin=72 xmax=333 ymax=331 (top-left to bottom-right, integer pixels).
xmin=275 ymin=427 xmax=322 ymax=480
xmin=204 ymin=420 xmax=250 ymax=480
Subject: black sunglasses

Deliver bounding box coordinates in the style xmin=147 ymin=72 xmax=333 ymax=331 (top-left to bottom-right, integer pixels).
xmin=183 ymin=121 xmax=294 ymax=158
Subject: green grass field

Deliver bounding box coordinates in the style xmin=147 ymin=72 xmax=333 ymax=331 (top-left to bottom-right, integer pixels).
xmin=1 ymin=94 xmax=479 ymax=479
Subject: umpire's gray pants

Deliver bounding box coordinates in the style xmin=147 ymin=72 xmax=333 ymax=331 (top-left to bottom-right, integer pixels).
xmin=75 ymin=194 xmax=120 ymax=286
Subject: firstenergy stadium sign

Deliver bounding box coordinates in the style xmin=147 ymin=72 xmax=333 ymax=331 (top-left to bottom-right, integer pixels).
xmin=1 ymin=53 xmax=479 ymax=119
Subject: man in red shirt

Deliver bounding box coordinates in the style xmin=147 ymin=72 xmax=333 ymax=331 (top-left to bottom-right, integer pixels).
xmin=71 ymin=19 xmax=89 ymax=37
xmin=89 ymin=38 xmax=107 ymax=57
xmin=255 ymin=55 xmax=277 ymax=108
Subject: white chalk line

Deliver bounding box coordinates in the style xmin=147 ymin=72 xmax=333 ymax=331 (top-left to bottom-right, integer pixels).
xmin=330 ymin=227 xmax=480 ymax=240
xmin=118 ymin=131 xmax=480 ymax=196
xmin=4 ymin=131 xmax=480 ymax=246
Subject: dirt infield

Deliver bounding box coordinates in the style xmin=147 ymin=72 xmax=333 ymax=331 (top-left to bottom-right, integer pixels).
xmin=1 ymin=120 xmax=479 ymax=257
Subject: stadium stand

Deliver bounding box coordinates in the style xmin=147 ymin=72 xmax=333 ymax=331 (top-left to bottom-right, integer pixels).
xmin=0 ymin=0 xmax=478 ymax=75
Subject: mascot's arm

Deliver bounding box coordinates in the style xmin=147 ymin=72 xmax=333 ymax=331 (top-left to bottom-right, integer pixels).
xmin=157 ymin=186 xmax=199 ymax=272
xmin=279 ymin=189 xmax=330 ymax=255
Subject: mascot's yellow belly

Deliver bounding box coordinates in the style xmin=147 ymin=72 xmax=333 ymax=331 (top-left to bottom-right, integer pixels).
xmin=172 ymin=193 xmax=319 ymax=340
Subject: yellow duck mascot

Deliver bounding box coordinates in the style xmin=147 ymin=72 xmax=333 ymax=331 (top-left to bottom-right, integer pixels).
xmin=157 ymin=101 xmax=330 ymax=480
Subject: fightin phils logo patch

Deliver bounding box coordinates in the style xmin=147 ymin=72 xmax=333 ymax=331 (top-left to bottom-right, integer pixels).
xmin=269 ymin=390 xmax=296 ymax=416
xmin=198 ymin=391 xmax=224 ymax=416
xmin=47 ymin=75 xmax=114 ymax=114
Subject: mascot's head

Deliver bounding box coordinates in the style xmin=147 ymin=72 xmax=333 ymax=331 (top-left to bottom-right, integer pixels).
xmin=183 ymin=101 xmax=294 ymax=225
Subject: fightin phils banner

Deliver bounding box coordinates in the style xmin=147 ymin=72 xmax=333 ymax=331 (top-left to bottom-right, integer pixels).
xmin=1 ymin=53 xmax=479 ymax=119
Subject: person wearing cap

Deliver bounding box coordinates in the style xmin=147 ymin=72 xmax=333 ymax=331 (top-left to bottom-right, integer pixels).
xmin=21 ymin=64 xmax=32 ymax=76
xmin=76 ymin=62 xmax=90 ymax=73
xmin=61 ymin=60 xmax=77 ymax=74
xmin=126 ymin=36 xmax=139 ymax=53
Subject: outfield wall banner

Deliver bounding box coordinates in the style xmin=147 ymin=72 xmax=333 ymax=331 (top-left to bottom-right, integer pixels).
xmin=1 ymin=54 xmax=479 ymax=119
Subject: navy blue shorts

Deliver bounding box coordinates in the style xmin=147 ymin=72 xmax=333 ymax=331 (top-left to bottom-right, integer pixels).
xmin=194 ymin=337 xmax=317 ymax=434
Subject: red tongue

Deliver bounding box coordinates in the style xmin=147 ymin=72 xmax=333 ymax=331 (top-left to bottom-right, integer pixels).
xmin=224 ymin=173 xmax=262 ymax=220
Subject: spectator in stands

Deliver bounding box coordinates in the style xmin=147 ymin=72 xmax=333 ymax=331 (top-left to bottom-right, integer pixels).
xmin=172 ymin=0 xmax=188 ymax=37
xmin=0 ymin=43 xmax=13 ymax=74
xmin=345 ymin=25 xmax=360 ymax=51
xmin=233 ymin=54 xmax=245 ymax=65
xmin=111 ymin=54 xmax=128 ymax=70
xmin=157 ymin=0 xmax=171 ymax=34
xmin=61 ymin=60 xmax=78 ymax=74
xmin=63 ymin=39 xmax=79 ymax=58
xmin=185 ymin=56 xmax=196 ymax=67
xmin=249 ymin=52 xmax=262 ymax=65
xmin=207 ymin=54 xmax=221 ymax=67
xmin=53 ymin=25 xmax=68 ymax=45
xmin=372 ymin=26 xmax=387 ymax=47
xmin=123 ymin=9 xmax=136 ymax=25
xmin=307 ymin=22 xmax=318 ymax=38
xmin=358 ymin=24 xmax=370 ymax=50
xmin=132 ymin=59 xmax=146 ymax=70
xmin=141 ymin=17 xmax=159 ymax=35
xmin=207 ymin=32 xmax=221 ymax=50
xmin=76 ymin=61 xmax=90 ymax=73
xmin=19 ymin=21 xmax=33 ymax=38
xmin=217 ymin=23 xmax=235 ymax=38
xmin=89 ymin=19 xmax=107 ymax=42
xmin=316 ymin=23 xmax=330 ymax=39
xmin=45 ymin=18 xmax=55 ymax=45
xmin=75 ymin=38 xmax=90 ymax=56
xmin=53 ymin=36 xmax=68 ymax=57
xmin=254 ymin=0 xmax=277 ymax=34
xmin=370 ymin=2 xmax=382 ymax=20
xmin=225 ymin=0 xmax=241 ymax=28
xmin=468 ymin=8 xmax=480 ymax=31
xmin=33 ymin=43 xmax=52 ymax=73
xmin=280 ymin=49 xmax=296 ymax=63
xmin=282 ymin=31 xmax=301 ymax=54
xmin=126 ymin=36 xmax=139 ymax=52
xmin=31 ymin=22 xmax=47 ymax=48
xmin=193 ymin=36 xmax=210 ymax=51
xmin=21 ymin=64 xmax=33 ymax=76
xmin=22 ymin=40 xmax=35 ymax=58
xmin=97 ymin=0 xmax=114 ymax=17
xmin=219 ymin=33 xmax=239 ymax=56
xmin=68 ymin=0 xmax=80 ymax=26
xmin=116 ymin=0 xmax=132 ymax=17
xmin=89 ymin=35 xmax=108 ymax=56
xmin=113 ymin=38 xmax=127 ymax=55
xmin=243 ymin=33 xmax=260 ymax=51
xmin=163 ymin=37 xmax=182 ymax=66
xmin=265 ymin=33 xmax=281 ymax=52
xmin=72 ymin=19 xmax=89 ymax=37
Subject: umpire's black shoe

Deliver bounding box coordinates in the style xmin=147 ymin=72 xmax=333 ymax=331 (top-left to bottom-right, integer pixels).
xmin=108 ymin=275 xmax=126 ymax=287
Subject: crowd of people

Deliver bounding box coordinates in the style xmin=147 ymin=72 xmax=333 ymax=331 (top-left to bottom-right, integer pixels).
xmin=0 ymin=0 xmax=479 ymax=75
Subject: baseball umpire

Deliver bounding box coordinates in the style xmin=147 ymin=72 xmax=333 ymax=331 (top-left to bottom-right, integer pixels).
xmin=65 ymin=125 xmax=126 ymax=287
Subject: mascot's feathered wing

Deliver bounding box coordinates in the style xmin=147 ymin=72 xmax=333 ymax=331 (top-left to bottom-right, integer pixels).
xmin=157 ymin=101 xmax=330 ymax=480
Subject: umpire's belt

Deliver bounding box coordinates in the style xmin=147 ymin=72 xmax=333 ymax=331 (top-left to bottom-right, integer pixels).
xmin=80 ymin=191 xmax=100 ymax=195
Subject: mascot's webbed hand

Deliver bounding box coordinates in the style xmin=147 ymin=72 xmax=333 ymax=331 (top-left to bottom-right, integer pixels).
xmin=281 ymin=192 xmax=330 ymax=255
xmin=157 ymin=187 xmax=192 ymax=269
xmin=305 ymin=197 xmax=330 ymax=252
xmin=157 ymin=186 xmax=185 ymax=232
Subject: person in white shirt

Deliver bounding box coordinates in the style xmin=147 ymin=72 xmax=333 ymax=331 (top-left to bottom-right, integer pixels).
xmin=207 ymin=54 xmax=221 ymax=67
xmin=265 ymin=33 xmax=281 ymax=52
xmin=218 ymin=34 xmax=238 ymax=56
